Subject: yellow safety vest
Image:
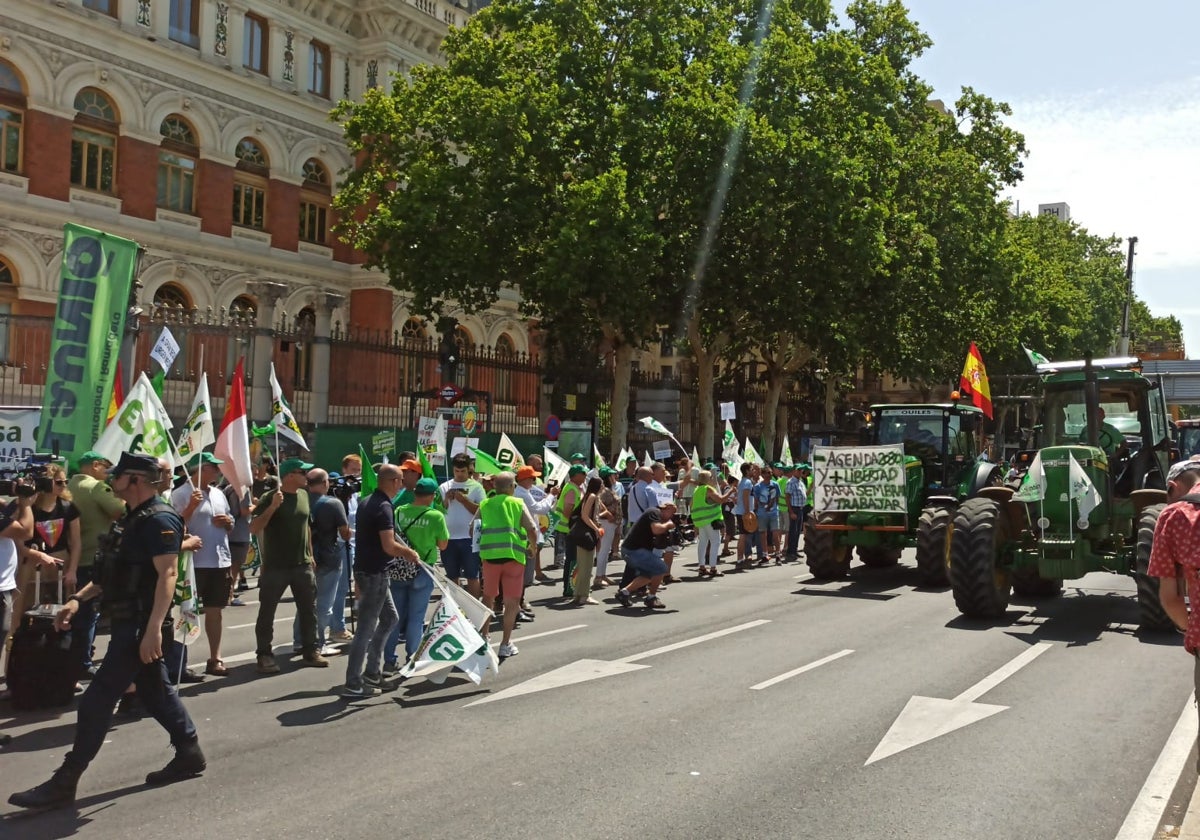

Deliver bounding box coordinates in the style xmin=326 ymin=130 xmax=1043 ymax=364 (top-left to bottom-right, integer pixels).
xmin=554 ymin=481 xmax=581 ymax=534
xmin=478 ymin=495 xmax=528 ymax=565
xmin=691 ymin=485 xmax=722 ymax=527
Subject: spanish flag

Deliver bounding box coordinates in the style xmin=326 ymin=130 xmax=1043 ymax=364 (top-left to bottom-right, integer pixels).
xmin=105 ymin=360 xmax=125 ymax=427
xmin=959 ymin=342 xmax=993 ymax=419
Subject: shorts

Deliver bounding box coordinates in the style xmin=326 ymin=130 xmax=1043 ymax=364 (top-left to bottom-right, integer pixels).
xmin=622 ymin=547 xmax=668 ymax=578
xmin=229 ymin=542 xmax=250 ymax=569
xmin=735 ymin=515 xmax=753 ymax=536
xmin=195 ymin=567 xmax=233 ymax=609
xmin=722 ymin=511 xmax=734 ymax=533
xmin=483 ymin=560 xmax=525 ymax=601
xmin=0 ymin=588 xmax=12 ymax=636
xmin=442 ymin=539 xmax=481 ymax=581
xmin=758 ymin=512 xmax=779 ymax=533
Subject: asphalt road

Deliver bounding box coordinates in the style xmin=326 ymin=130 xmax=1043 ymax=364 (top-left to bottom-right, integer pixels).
xmin=1 ymin=545 xmax=1195 ymax=840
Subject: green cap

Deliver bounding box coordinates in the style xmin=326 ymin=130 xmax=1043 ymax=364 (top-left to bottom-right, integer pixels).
xmin=599 ymin=466 xmax=617 ymax=477
xmin=186 ymin=451 xmax=224 ymax=466
xmin=278 ymin=456 xmax=314 ymax=475
xmin=771 ymin=461 xmax=784 ymax=469
xmin=415 ymin=477 xmax=439 ymax=495
xmin=78 ymin=450 xmax=111 ymax=466
xmin=570 ymin=452 xmax=587 ymax=462
xmin=568 ymin=464 xmax=588 ymax=477
xmin=703 ymin=462 xmax=718 ymax=470
xmin=798 ymin=462 xmax=812 ymax=471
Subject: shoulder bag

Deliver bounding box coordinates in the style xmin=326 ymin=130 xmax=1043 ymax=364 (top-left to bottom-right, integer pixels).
xmin=385 ymin=508 xmax=432 ymax=582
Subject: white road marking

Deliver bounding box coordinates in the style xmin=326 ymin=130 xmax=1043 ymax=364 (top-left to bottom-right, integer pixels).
xmin=228 ymin=616 xmax=291 ymax=630
xmin=223 ymin=644 xmax=295 ymax=665
xmin=750 ymin=649 xmax=854 ymax=690
xmin=489 ymin=624 xmax=586 ymax=648
xmin=1113 ymin=691 xmax=1198 ymax=840
xmin=468 ymin=620 xmax=771 ymax=707
xmin=866 ymin=642 xmax=1054 ymax=765
xmin=616 ymin=619 xmax=771 ymax=664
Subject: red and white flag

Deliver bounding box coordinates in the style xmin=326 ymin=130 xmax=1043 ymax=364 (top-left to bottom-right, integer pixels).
xmin=215 ymin=358 xmax=253 ymax=496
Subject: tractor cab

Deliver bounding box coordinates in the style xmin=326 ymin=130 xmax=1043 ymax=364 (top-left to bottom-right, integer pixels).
xmin=1177 ymin=419 xmax=1200 ymax=461
xmin=872 ymin=402 xmax=987 ymax=499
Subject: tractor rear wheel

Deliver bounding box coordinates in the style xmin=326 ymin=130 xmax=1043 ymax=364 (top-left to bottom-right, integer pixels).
xmin=916 ymin=505 xmax=954 ymax=586
xmin=857 ymin=546 xmax=901 ymax=568
xmin=806 ymin=514 xmax=851 ymax=580
xmin=1011 ymin=567 xmax=1063 ymax=598
xmin=1135 ymin=503 xmax=1174 ymax=632
xmin=949 ymin=497 xmax=1012 ymax=619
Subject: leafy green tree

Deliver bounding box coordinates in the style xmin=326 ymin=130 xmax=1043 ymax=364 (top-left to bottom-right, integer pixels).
xmin=1128 ymin=299 xmax=1184 ymax=356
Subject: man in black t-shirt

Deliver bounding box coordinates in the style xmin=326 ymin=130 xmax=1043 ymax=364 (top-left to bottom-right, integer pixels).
xmin=615 ymin=501 xmax=676 ymax=610
xmin=10 ymin=453 xmax=204 ymax=811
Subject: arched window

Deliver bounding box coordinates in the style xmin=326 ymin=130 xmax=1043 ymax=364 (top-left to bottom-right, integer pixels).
xmin=70 ymin=87 xmax=118 ymax=193
xmin=152 ymin=283 xmax=191 ymax=377
xmin=399 ymin=317 xmax=425 ymax=392
xmin=232 ymin=137 xmax=268 ymax=230
xmin=157 ymin=115 xmax=198 ymax=213
xmin=293 ymin=306 xmax=315 ymax=389
xmin=0 ymin=257 xmax=14 ymax=365
xmin=230 ymin=294 xmax=257 ymax=322
xmin=494 ymin=333 xmax=515 ymax=401
xmin=153 ymin=282 xmax=191 ymax=311
xmin=299 ymin=158 xmax=330 ymax=245
xmin=0 ymin=61 xmax=24 ymax=175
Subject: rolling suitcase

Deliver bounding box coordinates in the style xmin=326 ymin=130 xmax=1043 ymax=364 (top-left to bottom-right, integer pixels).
xmin=7 ymin=566 xmax=78 ymax=711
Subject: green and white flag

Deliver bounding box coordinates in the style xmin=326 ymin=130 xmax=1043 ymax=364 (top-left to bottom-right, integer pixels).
xmin=743 ymin=438 xmax=764 ymax=466
xmin=176 ymin=376 xmax=215 ymax=465
xmin=593 ymin=444 xmax=606 ymax=469
xmin=172 ymin=550 xmax=202 ymax=645
xmin=495 ymin=432 xmax=524 ymax=471
xmin=1022 ymin=344 xmax=1051 ymax=368
xmin=640 ymin=416 xmax=671 ymax=437
xmin=400 ymin=564 xmax=497 ymax=685
xmin=269 ymin=363 xmax=308 ymax=450
xmin=780 ymin=434 xmax=794 ymax=466
xmin=1012 ymin=452 xmax=1045 ymax=503
xmin=544 ymin=446 xmax=570 ymax=486
xmin=93 ymin=372 xmax=179 ymax=465
xmin=1068 ymin=452 xmax=1102 ymax=526
xmin=722 ymin=420 xmax=738 ymax=463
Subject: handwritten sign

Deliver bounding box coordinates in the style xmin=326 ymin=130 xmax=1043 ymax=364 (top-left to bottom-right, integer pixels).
xmin=812 ymin=444 xmax=906 ymax=514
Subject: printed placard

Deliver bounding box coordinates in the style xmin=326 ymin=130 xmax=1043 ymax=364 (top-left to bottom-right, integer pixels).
xmin=812 ymin=444 xmax=906 ymax=514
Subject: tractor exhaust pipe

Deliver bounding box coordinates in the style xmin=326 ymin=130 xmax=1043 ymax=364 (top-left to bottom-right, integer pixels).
xmin=1084 ymin=353 xmax=1100 ymax=449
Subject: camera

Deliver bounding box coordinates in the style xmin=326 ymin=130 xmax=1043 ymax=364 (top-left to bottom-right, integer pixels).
xmin=0 ymin=453 xmax=56 ymax=498
xmin=330 ymin=474 xmax=361 ymax=505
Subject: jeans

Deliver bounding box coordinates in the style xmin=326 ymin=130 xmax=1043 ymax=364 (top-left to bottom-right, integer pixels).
xmin=294 ymin=566 xmax=342 ymax=649
xmin=596 ymin=524 xmax=618 ymax=578
xmin=64 ymin=620 xmax=197 ymax=775
xmin=786 ymin=508 xmax=803 ymax=558
xmin=562 ymin=538 xmax=579 ymax=598
xmin=344 ymin=572 xmax=397 ymax=689
xmin=72 ymin=566 xmax=101 ymax=672
xmin=256 ymin=565 xmax=318 ymax=656
xmin=384 ymin=569 xmax=435 ymax=667
xmin=330 ymin=542 xmax=353 ymax=633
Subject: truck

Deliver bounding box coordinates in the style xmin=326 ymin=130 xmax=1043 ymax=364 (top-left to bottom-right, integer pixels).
xmin=948 ymin=356 xmax=1175 ymax=629
xmin=805 ymin=401 xmax=1003 ymax=584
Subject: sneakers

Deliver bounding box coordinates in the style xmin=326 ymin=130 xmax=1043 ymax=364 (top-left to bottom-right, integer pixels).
xmin=644 ymin=595 xmax=667 ymax=609
xmin=615 ymin=588 xmax=634 ymax=608
xmin=145 ymin=739 xmax=206 ymax=786
xmin=8 ymin=767 xmax=80 ymax=810
xmin=518 ymin=610 xmax=536 ymax=623
xmin=340 ymin=683 xmax=379 ymax=698
xmin=498 ymin=642 xmax=519 ymax=659
xmin=301 ymin=651 xmax=330 ymax=668
xmin=256 ymin=654 xmax=280 ymax=675
xmin=382 ymin=661 xmax=401 ymax=677
xmin=318 ymin=644 xmax=340 ymax=657
xmin=329 ymin=629 xmax=354 ymax=642
xmin=363 ymin=672 xmax=383 ymax=688
xmin=230 ymin=597 xmax=245 ymax=607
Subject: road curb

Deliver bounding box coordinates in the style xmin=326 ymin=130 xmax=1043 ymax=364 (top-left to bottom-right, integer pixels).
xmin=1177 ymin=779 xmax=1200 ymax=839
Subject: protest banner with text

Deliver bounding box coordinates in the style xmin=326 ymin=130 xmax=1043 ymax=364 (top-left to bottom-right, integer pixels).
xmin=812 ymin=444 xmax=907 ymax=514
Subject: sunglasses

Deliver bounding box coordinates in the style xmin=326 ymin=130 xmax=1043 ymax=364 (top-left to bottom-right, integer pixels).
xmin=54 ymin=479 xmax=68 ymax=486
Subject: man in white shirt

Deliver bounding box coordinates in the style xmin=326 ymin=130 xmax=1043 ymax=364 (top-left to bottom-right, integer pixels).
xmin=171 ymin=453 xmax=234 ymax=676
xmin=439 ymin=453 xmax=486 ymax=597
xmin=0 ymin=490 xmax=35 ymax=692
xmin=650 ymin=462 xmax=679 ymax=582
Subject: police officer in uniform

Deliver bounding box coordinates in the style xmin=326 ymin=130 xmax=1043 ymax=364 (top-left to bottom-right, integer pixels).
xmin=9 ymin=453 xmax=205 ymax=811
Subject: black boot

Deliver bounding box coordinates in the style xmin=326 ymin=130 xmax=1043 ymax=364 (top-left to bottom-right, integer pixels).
xmin=8 ymin=766 xmax=80 ymax=810
xmin=145 ymin=739 xmax=206 ymax=786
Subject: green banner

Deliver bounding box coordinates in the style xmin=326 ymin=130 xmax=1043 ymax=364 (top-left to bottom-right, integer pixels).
xmin=37 ymin=223 xmax=139 ymax=460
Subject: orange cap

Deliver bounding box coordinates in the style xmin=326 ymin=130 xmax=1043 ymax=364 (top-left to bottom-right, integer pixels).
xmin=400 ymin=459 xmax=423 ymax=473
xmin=516 ymin=465 xmax=541 ymax=480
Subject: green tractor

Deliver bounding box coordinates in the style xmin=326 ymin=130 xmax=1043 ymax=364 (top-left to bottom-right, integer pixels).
xmin=948 ymin=356 xmax=1175 ymax=629
xmin=805 ymin=401 xmax=1003 ymax=584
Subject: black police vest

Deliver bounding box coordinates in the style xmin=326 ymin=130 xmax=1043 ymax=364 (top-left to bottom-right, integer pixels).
xmin=101 ymin=499 xmax=179 ymax=623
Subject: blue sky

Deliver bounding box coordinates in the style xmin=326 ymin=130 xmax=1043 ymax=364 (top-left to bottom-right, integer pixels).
xmin=896 ymin=0 xmax=1199 ymax=357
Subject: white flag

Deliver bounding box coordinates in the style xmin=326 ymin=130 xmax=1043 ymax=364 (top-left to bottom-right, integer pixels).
xmin=94 ymin=372 xmax=179 ymax=465
xmin=176 ymin=377 xmax=215 ymax=465
xmin=149 ymin=326 xmax=181 ymax=373
xmin=1068 ymin=453 xmax=1102 ymax=525
xmin=642 ymin=449 xmax=654 ymax=469
xmin=432 ymin=415 xmax=448 ymax=465
xmin=1012 ymin=452 xmax=1045 ymax=503
xmin=172 ymin=550 xmax=202 ymax=645
xmin=616 ymin=446 xmax=632 ymax=470
xmin=743 ymin=438 xmax=764 ymax=466
xmin=215 ymin=358 xmax=253 ymax=496
xmin=780 ymin=434 xmax=793 ymax=466
xmin=269 ymin=363 xmax=308 ymax=450
xmin=593 ymin=444 xmax=606 ymax=469
xmin=691 ymin=445 xmax=701 ymax=467
xmin=399 ymin=565 xmax=496 ymax=685
xmin=640 ymin=416 xmax=671 ymax=437
xmin=495 ymin=432 xmax=524 ymax=471
xmin=722 ymin=420 xmax=738 ymax=462
xmin=544 ymin=447 xmax=570 ymax=486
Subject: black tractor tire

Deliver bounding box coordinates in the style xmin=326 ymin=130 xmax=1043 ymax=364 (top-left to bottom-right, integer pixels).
xmin=806 ymin=514 xmax=852 ymax=580
xmin=857 ymin=546 xmax=901 ymax=568
xmin=916 ymin=506 xmax=954 ymax=586
xmin=1011 ymin=567 xmax=1063 ymax=598
xmin=1135 ymin=503 xmax=1175 ymax=632
xmin=949 ymin=497 xmax=1012 ymax=619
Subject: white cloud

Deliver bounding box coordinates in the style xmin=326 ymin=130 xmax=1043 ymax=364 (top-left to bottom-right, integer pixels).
xmin=1005 ymin=76 xmax=1200 ymax=273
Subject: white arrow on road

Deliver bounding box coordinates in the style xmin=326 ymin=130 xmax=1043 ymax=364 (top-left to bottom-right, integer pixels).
xmin=466 ymin=620 xmax=770 ymax=707
xmin=865 ymin=642 xmax=1053 ymax=765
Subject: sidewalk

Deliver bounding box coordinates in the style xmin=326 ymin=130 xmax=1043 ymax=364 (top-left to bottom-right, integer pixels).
xmin=1179 ymin=781 xmax=1200 ymax=839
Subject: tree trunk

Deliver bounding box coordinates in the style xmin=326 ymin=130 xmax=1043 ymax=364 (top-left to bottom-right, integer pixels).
xmin=687 ymin=313 xmax=727 ymax=460
xmin=762 ymin=367 xmax=783 ymax=461
xmin=610 ymin=339 xmax=634 ymax=457
xmin=824 ymin=376 xmax=837 ymax=427
xmin=776 ymin=401 xmax=789 ymax=456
